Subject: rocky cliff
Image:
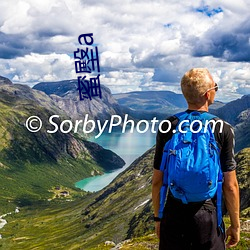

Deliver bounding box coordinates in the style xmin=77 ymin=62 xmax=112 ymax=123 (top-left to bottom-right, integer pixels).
xmin=0 ymin=76 xmax=12 ymax=85
xmin=213 ymin=94 xmax=250 ymax=126
xmin=234 ymin=108 xmax=250 ymax=152
xmin=0 ymin=77 xmax=125 ymax=212
xmin=33 ymin=80 xmax=124 ymax=123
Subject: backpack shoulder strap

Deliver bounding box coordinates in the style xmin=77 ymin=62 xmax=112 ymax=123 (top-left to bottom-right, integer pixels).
xmin=201 ymin=112 xmax=217 ymax=120
xmin=174 ymin=111 xmax=217 ymax=121
xmin=173 ymin=111 xmax=189 ymax=121
xmin=201 ymin=112 xmax=223 ymax=230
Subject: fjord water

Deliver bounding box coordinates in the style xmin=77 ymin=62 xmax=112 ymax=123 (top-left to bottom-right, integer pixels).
xmin=75 ymin=129 xmax=156 ymax=192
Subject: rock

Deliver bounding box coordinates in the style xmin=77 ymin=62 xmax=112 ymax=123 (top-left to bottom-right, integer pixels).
xmin=33 ymin=80 xmax=124 ymax=124
xmin=0 ymin=76 xmax=12 ymax=85
xmin=105 ymin=240 xmax=116 ymax=247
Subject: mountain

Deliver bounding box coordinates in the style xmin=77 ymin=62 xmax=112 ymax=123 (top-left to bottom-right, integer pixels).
xmin=209 ymin=100 xmax=225 ymax=110
xmin=79 ymin=147 xmax=155 ymax=248
xmin=211 ymin=94 xmax=250 ymax=152
xmin=33 ymin=80 xmax=227 ymax=122
xmin=234 ymin=108 xmax=250 ymax=152
xmin=114 ymin=90 xmax=225 ymax=120
xmin=0 ymin=147 xmax=155 ymax=249
xmin=235 ymin=148 xmax=250 ymax=214
xmin=0 ymin=76 xmax=12 ymax=85
xmin=33 ymin=80 xmax=124 ymax=123
xmin=114 ymin=91 xmax=186 ymax=110
xmin=0 ymin=77 xmax=248 ymax=249
xmin=0 ymin=79 xmax=124 ymax=212
xmin=1 ymin=146 xmax=249 ymax=249
xmin=213 ymin=94 xmax=250 ymax=126
xmin=114 ymin=91 xmax=186 ymax=120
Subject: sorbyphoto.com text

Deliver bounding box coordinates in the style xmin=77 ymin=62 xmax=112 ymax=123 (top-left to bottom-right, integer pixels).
xmin=25 ymin=114 xmax=224 ymax=138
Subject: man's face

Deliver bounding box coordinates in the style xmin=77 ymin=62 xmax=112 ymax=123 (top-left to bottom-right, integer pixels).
xmin=207 ymin=82 xmax=218 ymax=105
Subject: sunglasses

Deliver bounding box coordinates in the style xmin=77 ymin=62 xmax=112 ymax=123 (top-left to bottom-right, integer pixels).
xmin=203 ymin=83 xmax=218 ymax=95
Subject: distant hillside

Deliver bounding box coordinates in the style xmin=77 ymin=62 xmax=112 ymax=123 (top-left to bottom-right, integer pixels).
xmin=33 ymin=80 xmax=124 ymax=123
xmin=209 ymin=100 xmax=225 ymax=110
xmin=213 ymin=94 xmax=250 ymax=125
xmin=114 ymin=90 xmax=225 ymax=120
xmin=114 ymin=91 xmax=186 ymax=119
xmin=0 ymin=76 xmax=12 ymax=85
xmin=234 ymin=109 xmax=250 ymax=152
xmin=211 ymin=95 xmax=250 ymax=152
xmin=0 ymin=78 xmax=124 ymax=212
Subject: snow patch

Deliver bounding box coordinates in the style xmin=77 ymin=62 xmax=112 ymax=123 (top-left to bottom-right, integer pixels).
xmin=0 ymin=208 xmax=20 ymax=238
xmin=138 ymin=185 xmax=145 ymax=190
xmin=134 ymin=199 xmax=150 ymax=210
xmin=0 ymin=219 xmax=7 ymax=229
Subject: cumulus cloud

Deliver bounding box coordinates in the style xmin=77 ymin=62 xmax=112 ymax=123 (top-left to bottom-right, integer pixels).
xmin=192 ymin=18 xmax=250 ymax=62
xmin=0 ymin=0 xmax=249 ymax=101
xmin=0 ymin=53 xmax=75 ymax=86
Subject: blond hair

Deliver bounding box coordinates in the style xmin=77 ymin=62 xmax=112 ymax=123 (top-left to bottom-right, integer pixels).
xmin=181 ymin=68 xmax=214 ymax=104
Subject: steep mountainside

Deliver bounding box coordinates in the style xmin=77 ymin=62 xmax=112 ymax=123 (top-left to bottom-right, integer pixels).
xmin=1 ymin=147 xmax=249 ymax=249
xmin=235 ymin=148 xmax=250 ymax=214
xmin=234 ymin=109 xmax=250 ymax=152
xmin=213 ymin=94 xmax=250 ymax=125
xmin=0 ymin=76 xmax=12 ymax=85
xmin=77 ymin=147 xmax=250 ymax=248
xmin=0 ymin=79 xmax=124 ymax=212
xmin=209 ymin=94 xmax=250 ymax=152
xmin=33 ymin=80 xmax=124 ymax=123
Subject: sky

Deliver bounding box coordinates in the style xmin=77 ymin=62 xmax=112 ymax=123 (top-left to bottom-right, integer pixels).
xmin=0 ymin=0 xmax=249 ymax=102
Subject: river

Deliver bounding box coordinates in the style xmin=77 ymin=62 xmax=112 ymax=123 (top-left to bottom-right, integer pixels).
xmin=75 ymin=129 xmax=156 ymax=192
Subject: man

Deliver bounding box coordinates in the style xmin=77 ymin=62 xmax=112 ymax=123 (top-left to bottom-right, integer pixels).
xmin=152 ymin=68 xmax=240 ymax=249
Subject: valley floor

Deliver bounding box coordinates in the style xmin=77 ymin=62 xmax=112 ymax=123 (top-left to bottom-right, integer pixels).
xmin=0 ymin=198 xmax=249 ymax=250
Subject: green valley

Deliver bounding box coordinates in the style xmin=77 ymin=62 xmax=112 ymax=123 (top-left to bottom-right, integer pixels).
xmin=0 ymin=82 xmax=124 ymax=214
xmin=0 ymin=147 xmax=249 ymax=249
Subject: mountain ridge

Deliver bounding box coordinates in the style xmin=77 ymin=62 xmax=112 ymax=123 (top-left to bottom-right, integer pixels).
xmin=0 ymin=78 xmax=125 ymax=212
xmin=33 ymin=79 xmax=124 ymax=123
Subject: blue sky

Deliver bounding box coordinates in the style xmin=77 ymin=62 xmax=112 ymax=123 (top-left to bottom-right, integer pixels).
xmin=0 ymin=0 xmax=249 ymax=102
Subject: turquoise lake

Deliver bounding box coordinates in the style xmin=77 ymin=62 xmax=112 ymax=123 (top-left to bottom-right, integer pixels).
xmin=75 ymin=129 xmax=156 ymax=192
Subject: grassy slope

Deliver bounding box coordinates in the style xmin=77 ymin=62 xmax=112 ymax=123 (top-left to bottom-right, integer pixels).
xmin=1 ymin=203 xmax=249 ymax=250
xmin=89 ymin=218 xmax=250 ymax=250
xmin=1 ymin=148 xmax=249 ymax=249
xmin=0 ymin=87 xmax=108 ymax=213
xmin=235 ymin=148 xmax=250 ymax=213
xmin=0 ymin=149 xmax=154 ymax=249
xmin=0 ymin=199 xmax=89 ymax=250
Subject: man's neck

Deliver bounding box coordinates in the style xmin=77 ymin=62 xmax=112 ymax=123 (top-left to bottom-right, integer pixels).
xmin=187 ymin=103 xmax=209 ymax=112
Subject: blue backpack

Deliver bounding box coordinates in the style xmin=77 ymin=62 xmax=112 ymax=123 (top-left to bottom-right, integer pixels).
xmin=158 ymin=111 xmax=223 ymax=228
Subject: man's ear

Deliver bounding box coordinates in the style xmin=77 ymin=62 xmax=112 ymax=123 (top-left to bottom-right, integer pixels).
xmin=204 ymin=92 xmax=209 ymax=100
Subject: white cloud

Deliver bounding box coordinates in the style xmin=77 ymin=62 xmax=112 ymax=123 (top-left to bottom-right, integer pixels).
xmin=0 ymin=0 xmax=249 ymax=101
xmin=0 ymin=53 xmax=75 ymax=86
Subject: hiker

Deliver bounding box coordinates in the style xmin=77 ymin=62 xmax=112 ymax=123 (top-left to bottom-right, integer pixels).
xmin=152 ymin=68 xmax=240 ymax=250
